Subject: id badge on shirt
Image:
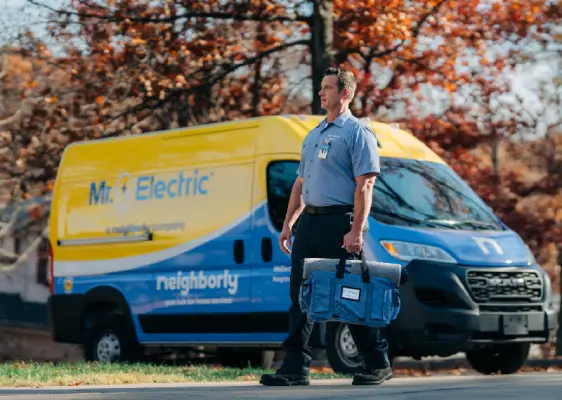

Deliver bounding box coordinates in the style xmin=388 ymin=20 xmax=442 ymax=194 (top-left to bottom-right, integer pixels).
xmin=318 ymin=143 xmax=330 ymax=159
xmin=318 ymin=137 xmax=331 ymax=159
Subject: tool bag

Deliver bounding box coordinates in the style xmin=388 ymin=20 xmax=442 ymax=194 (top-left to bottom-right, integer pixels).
xmin=299 ymin=251 xmax=404 ymax=328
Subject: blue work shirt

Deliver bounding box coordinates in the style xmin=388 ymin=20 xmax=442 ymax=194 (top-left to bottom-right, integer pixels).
xmin=297 ymin=110 xmax=381 ymax=207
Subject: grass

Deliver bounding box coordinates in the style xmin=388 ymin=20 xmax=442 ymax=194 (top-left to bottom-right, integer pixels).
xmin=4 ymin=360 xmax=560 ymax=388
xmin=0 ymin=361 xmax=345 ymax=388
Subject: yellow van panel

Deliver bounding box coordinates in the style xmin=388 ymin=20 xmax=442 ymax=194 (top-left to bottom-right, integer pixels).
xmin=58 ymin=122 xmax=260 ymax=183
xmin=252 ymin=116 xmax=306 ymax=156
xmin=50 ymin=122 xmax=259 ymax=274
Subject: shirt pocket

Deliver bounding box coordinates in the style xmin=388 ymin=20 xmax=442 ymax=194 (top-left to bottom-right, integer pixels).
xmin=322 ymin=137 xmax=348 ymax=167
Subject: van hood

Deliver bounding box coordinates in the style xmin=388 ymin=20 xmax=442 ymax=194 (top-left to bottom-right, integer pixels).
xmin=374 ymin=225 xmax=533 ymax=266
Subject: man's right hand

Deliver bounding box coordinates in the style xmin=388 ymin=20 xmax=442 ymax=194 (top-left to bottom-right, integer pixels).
xmin=278 ymin=224 xmax=293 ymax=255
xmin=278 ymin=177 xmax=304 ymax=255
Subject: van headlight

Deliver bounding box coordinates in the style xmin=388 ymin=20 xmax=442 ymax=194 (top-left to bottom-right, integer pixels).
xmin=380 ymin=240 xmax=458 ymax=264
xmin=526 ymin=245 xmax=537 ymax=265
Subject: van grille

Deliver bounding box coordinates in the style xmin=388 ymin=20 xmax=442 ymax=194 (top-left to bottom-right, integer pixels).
xmin=466 ymin=270 xmax=543 ymax=303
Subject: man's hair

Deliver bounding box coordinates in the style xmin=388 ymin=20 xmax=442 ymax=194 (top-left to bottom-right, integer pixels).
xmin=324 ymin=67 xmax=357 ymax=100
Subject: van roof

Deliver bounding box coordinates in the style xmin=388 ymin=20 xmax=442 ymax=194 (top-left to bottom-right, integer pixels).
xmin=64 ymin=113 xmax=445 ymax=164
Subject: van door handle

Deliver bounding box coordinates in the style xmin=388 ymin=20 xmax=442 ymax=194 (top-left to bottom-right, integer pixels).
xmin=261 ymin=237 xmax=272 ymax=262
xmin=233 ymin=239 xmax=244 ymax=264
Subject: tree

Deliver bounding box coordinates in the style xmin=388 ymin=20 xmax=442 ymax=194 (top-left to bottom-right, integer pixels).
xmin=29 ymin=0 xmax=554 ymax=126
xmin=396 ymin=20 xmax=562 ymax=266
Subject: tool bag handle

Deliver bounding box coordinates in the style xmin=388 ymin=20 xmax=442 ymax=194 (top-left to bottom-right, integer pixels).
xmin=336 ymin=249 xmax=370 ymax=283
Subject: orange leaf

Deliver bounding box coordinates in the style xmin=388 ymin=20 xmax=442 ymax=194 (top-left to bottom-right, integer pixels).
xmin=445 ymin=83 xmax=457 ymax=92
xmin=131 ymin=38 xmax=147 ymax=45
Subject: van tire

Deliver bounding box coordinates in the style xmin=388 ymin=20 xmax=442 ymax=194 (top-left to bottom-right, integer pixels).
xmin=465 ymin=343 xmax=530 ymax=375
xmin=326 ymin=322 xmax=364 ymax=374
xmin=83 ymin=312 xmax=140 ymax=363
xmin=325 ymin=322 xmax=395 ymax=375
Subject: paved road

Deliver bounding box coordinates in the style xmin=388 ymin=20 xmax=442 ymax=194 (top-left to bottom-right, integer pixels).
xmin=1 ymin=372 xmax=561 ymax=399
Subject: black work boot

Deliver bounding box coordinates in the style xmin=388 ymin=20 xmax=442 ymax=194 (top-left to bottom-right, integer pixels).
xmin=259 ymin=368 xmax=310 ymax=386
xmin=352 ymin=366 xmax=393 ymax=385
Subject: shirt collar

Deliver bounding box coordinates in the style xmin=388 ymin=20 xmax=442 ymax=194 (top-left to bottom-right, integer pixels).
xmin=320 ymin=109 xmax=352 ymax=130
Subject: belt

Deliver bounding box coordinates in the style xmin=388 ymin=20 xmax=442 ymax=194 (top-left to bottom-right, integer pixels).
xmin=304 ymin=204 xmax=354 ymax=215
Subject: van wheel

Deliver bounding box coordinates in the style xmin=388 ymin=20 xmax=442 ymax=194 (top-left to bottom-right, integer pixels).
xmin=325 ymin=323 xmax=395 ymax=375
xmin=83 ymin=312 xmax=140 ymax=363
xmin=326 ymin=323 xmax=363 ymax=374
xmin=465 ymin=343 xmax=530 ymax=375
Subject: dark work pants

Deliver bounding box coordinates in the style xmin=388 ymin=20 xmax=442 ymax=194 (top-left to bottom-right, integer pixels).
xmin=280 ymin=211 xmax=390 ymax=375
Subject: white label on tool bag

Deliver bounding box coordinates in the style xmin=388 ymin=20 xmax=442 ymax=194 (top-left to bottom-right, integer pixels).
xmin=341 ymin=287 xmax=361 ymax=301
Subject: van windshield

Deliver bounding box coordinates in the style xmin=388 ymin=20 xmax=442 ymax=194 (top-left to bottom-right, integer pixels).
xmin=372 ymin=157 xmax=505 ymax=231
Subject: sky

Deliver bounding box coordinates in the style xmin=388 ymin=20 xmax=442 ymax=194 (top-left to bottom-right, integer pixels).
xmin=1 ymin=0 xmax=63 ymax=46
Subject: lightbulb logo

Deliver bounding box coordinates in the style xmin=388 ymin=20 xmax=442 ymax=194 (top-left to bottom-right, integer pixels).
xmin=113 ymin=172 xmax=134 ymax=214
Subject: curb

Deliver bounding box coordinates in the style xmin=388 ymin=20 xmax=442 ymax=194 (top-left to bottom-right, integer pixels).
xmin=391 ymin=357 xmax=562 ymax=370
xmin=300 ymin=355 xmax=562 ymax=371
xmin=0 ymin=381 xmax=259 ymax=395
xmin=0 ymin=374 xmax=520 ymax=395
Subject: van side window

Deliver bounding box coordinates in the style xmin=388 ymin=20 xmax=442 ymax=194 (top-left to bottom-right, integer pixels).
xmin=266 ymin=161 xmax=299 ymax=232
xmin=36 ymin=236 xmax=51 ymax=287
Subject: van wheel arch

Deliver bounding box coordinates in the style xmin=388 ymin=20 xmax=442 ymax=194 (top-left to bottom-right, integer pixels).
xmin=83 ymin=311 xmax=141 ymax=363
xmin=81 ymin=286 xmax=140 ymax=362
xmin=81 ymin=286 xmax=135 ymax=331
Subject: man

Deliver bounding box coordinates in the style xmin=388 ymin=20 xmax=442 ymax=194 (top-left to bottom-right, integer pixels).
xmin=260 ymin=67 xmax=391 ymax=387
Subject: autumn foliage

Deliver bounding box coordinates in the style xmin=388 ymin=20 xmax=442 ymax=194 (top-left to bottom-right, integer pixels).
xmin=0 ymin=0 xmax=561 ymax=279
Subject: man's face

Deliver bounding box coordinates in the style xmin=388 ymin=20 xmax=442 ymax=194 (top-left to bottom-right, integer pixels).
xmin=319 ymin=75 xmax=348 ymax=110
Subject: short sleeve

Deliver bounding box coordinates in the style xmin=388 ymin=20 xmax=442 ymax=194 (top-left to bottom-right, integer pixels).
xmin=296 ymin=143 xmax=305 ymax=177
xmin=350 ymin=124 xmax=380 ymax=178
xmin=296 ymin=161 xmax=303 ymax=177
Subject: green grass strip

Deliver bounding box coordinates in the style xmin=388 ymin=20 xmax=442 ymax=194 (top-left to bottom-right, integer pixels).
xmin=0 ymin=361 xmax=346 ymax=387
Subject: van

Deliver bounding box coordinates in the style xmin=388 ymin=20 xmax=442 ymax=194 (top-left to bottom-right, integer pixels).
xmin=47 ymin=114 xmax=558 ymax=374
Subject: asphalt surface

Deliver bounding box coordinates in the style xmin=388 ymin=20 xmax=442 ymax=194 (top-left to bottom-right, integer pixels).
xmin=1 ymin=372 xmax=561 ymax=399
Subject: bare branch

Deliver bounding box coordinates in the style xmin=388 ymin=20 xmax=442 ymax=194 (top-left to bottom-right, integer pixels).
xmin=187 ymin=39 xmax=311 ymax=89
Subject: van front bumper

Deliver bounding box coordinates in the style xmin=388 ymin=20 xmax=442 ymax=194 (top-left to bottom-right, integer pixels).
xmin=391 ymin=259 xmax=558 ymax=357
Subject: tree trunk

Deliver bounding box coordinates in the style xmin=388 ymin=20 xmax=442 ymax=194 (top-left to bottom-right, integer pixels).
xmin=556 ymin=246 xmax=562 ymax=356
xmin=252 ymin=22 xmax=265 ymax=117
xmin=310 ymin=0 xmax=334 ymax=115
